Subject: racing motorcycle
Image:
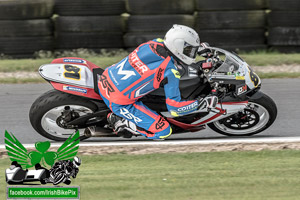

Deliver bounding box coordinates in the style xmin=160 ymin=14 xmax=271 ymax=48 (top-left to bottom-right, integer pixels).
xmin=29 ymin=47 xmax=277 ymax=141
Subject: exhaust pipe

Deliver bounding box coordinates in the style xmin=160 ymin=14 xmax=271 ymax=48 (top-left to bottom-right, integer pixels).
xmin=84 ymin=127 xmax=117 ymax=137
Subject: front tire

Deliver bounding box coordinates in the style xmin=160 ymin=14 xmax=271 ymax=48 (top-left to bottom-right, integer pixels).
xmin=29 ymin=90 xmax=99 ymax=141
xmin=208 ymin=92 xmax=277 ymax=136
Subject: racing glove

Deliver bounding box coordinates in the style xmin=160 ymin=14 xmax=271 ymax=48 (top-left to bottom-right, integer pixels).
xmin=197 ymin=95 xmax=218 ymax=111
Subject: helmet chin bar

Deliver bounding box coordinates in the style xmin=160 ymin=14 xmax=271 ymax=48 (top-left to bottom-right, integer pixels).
xmin=164 ymin=45 xmax=188 ymax=67
xmin=183 ymin=45 xmax=198 ymax=59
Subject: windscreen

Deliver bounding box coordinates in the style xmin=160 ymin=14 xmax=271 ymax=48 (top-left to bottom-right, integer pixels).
xmin=210 ymin=47 xmax=246 ymax=76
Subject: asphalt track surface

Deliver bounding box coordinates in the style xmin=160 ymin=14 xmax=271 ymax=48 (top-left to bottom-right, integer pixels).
xmin=0 ymin=78 xmax=299 ymax=145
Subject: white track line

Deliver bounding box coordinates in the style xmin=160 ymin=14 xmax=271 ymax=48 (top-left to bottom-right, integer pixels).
xmin=1 ymin=137 xmax=300 ymax=149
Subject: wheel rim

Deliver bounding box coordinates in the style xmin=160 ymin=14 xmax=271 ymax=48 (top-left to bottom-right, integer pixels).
xmin=213 ymin=102 xmax=270 ymax=135
xmin=41 ymin=105 xmax=93 ymax=139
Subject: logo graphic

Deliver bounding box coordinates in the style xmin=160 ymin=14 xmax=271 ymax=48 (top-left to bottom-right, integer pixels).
xmin=63 ymin=86 xmax=87 ymax=94
xmin=116 ymin=58 xmax=136 ymax=80
xmin=128 ymin=49 xmax=149 ymax=75
xmin=237 ymin=84 xmax=248 ymax=95
xmin=177 ymin=101 xmax=198 ymax=112
xmin=155 ymin=117 xmax=166 ymax=130
xmin=120 ymin=108 xmax=142 ymax=124
xmin=5 ymin=131 xmax=81 ymax=185
xmin=63 ymin=59 xmax=86 ymax=64
xmin=156 ymin=68 xmax=164 ymax=82
xmin=99 ymin=74 xmax=115 ymax=97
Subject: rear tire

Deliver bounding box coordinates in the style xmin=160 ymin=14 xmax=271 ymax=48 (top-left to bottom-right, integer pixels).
xmin=208 ymin=92 xmax=277 ymax=136
xmin=29 ymin=90 xmax=100 ymax=141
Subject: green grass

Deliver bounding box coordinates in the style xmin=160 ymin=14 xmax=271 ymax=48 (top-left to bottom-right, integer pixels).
xmin=1 ymin=150 xmax=300 ymax=200
xmin=0 ymin=77 xmax=45 ymax=84
xmin=258 ymin=72 xmax=300 ymax=79
xmin=239 ymin=52 xmax=300 ymax=66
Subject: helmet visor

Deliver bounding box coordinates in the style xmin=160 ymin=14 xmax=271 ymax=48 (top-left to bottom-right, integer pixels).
xmin=183 ymin=44 xmax=198 ymax=59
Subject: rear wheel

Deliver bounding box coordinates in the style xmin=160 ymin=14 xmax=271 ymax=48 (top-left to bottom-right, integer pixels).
xmin=208 ymin=92 xmax=277 ymax=136
xmin=29 ymin=90 xmax=107 ymax=141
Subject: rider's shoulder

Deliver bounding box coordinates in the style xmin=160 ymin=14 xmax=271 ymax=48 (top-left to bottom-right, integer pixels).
xmin=152 ymin=38 xmax=164 ymax=44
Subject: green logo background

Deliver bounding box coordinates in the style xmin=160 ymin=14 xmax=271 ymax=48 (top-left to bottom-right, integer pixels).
xmin=5 ymin=130 xmax=80 ymax=169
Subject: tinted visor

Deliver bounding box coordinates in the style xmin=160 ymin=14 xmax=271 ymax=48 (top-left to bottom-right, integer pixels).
xmin=183 ymin=45 xmax=198 ymax=59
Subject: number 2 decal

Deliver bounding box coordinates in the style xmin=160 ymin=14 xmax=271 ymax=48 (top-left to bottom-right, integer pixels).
xmin=64 ymin=65 xmax=81 ymax=80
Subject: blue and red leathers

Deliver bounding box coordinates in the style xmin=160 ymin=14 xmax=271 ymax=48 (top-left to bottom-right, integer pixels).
xmin=98 ymin=39 xmax=199 ymax=139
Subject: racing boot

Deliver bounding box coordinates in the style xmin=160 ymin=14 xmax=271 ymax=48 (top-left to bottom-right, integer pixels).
xmin=107 ymin=113 xmax=136 ymax=138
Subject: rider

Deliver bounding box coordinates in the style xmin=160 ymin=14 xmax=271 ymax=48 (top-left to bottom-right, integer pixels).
xmin=98 ymin=24 xmax=218 ymax=140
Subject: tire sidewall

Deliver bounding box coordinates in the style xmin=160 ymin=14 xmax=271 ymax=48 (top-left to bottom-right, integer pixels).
xmin=30 ymin=90 xmax=99 ymax=141
xmin=208 ymin=92 xmax=277 ymax=136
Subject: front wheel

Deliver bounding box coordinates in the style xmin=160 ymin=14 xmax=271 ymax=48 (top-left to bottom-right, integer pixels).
xmin=208 ymin=92 xmax=277 ymax=136
xmin=29 ymin=90 xmax=103 ymax=141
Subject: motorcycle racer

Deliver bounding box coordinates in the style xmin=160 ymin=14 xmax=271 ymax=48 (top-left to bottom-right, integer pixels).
xmin=98 ymin=24 xmax=218 ymax=140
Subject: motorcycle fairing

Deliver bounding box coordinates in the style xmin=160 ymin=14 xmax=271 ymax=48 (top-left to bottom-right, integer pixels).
xmin=39 ymin=57 xmax=103 ymax=99
xmin=208 ymin=47 xmax=261 ymax=93
xmin=51 ymin=82 xmax=101 ymax=100
xmin=165 ymin=101 xmax=248 ymax=131
xmin=190 ymin=101 xmax=248 ymax=124
xmin=39 ymin=63 xmax=94 ymax=88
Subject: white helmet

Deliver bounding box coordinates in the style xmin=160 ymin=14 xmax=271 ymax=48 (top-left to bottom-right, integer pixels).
xmin=164 ymin=24 xmax=200 ymax=65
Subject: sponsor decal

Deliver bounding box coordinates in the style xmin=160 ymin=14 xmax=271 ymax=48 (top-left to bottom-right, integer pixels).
xmin=4 ymin=131 xmax=81 ymax=186
xmin=156 ymin=38 xmax=164 ymax=43
xmin=128 ymin=49 xmax=149 ymax=75
xmin=171 ymin=69 xmax=181 ymax=79
xmin=63 ymin=65 xmax=81 ymax=80
xmin=63 ymin=86 xmax=87 ymax=94
xmin=156 ymin=68 xmax=164 ymax=82
xmin=116 ymin=58 xmax=136 ymax=80
xmin=99 ymin=74 xmax=115 ymax=97
xmin=155 ymin=117 xmax=166 ymax=130
xmin=120 ymin=108 xmax=142 ymax=124
xmin=237 ymin=84 xmax=248 ymax=95
xmin=177 ymin=101 xmax=198 ymax=112
xmin=63 ymin=58 xmax=86 ymax=64
xmin=235 ymin=76 xmax=245 ymax=80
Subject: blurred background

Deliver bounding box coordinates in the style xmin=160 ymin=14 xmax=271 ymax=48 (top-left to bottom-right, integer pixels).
xmin=0 ymin=0 xmax=299 ymax=58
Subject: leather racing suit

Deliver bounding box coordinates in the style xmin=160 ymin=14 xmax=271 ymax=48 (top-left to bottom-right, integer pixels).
xmin=98 ymin=39 xmax=200 ymax=139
